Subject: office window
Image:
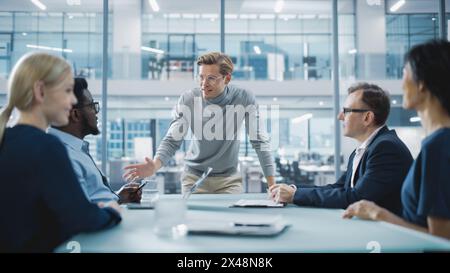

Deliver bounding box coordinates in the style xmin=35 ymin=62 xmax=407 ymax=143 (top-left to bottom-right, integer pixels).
xmin=0 ymin=3 xmax=109 ymax=79
xmin=225 ymin=0 xmax=355 ymax=81
xmin=141 ymin=0 xmax=220 ymax=81
xmin=386 ymin=13 xmax=439 ymax=79
xmin=2 ymin=0 xmax=443 ymax=186
xmin=385 ymin=0 xmax=450 ymax=79
xmin=0 ymin=11 xmax=13 ymax=31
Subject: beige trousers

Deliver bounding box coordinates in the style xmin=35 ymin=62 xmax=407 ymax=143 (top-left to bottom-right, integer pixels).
xmin=181 ymin=172 xmax=243 ymax=194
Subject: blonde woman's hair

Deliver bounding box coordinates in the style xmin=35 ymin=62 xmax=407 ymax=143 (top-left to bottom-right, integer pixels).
xmin=197 ymin=52 xmax=234 ymax=76
xmin=0 ymin=52 xmax=72 ymax=146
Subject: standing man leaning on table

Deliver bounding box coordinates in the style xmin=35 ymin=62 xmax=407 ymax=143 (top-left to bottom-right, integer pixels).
xmin=123 ymin=52 xmax=275 ymax=193
xmin=270 ymin=83 xmax=413 ymax=215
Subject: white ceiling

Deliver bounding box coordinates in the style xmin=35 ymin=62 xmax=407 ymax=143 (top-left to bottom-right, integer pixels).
xmin=386 ymin=0 xmax=450 ymax=13
xmin=0 ymin=0 xmax=353 ymax=14
xmin=0 ymin=0 xmax=105 ymax=12
xmin=2 ymin=0 xmax=449 ymax=15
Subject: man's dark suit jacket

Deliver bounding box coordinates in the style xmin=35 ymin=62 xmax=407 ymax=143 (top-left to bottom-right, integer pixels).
xmin=293 ymin=126 xmax=413 ymax=215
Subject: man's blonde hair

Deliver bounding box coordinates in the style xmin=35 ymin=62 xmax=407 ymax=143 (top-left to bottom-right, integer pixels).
xmin=0 ymin=52 xmax=72 ymax=145
xmin=197 ymin=52 xmax=234 ymax=76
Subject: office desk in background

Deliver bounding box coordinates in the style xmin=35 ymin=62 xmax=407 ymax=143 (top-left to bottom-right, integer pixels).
xmin=56 ymin=194 xmax=450 ymax=253
xmin=299 ymin=165 xmax=346 ymax=186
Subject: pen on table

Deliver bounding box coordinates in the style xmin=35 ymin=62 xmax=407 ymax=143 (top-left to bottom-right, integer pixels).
xmin=233 ymin=223 xmax=271 ymax=227
xmin=183 ymin=167 xmax=213 ymax=199
xmin=191 ymin=167 xmax=212 ymax=192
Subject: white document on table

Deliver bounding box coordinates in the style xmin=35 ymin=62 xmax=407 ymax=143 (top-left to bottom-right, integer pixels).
xmin=186 ymin=213 xmax=289 ymax=236
xmin=231 ymin=199 xmax=286 ymax=208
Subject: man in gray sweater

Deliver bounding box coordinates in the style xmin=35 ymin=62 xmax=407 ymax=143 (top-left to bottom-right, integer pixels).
xmin=123 ymin=52 xmax=275 ymax=193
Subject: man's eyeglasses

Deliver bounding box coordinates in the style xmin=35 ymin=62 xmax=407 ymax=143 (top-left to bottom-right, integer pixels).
xmin=196 ymin=75 xmax=224 ymax=85
xmin=75 ymin=101 xmax=100 ymax=114
xmin=342 ymin=107 xmax=370 ymax=115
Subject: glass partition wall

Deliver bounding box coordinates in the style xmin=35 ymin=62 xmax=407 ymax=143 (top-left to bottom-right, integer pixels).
xmin=1 ymin=0 xmax=447 ymax=191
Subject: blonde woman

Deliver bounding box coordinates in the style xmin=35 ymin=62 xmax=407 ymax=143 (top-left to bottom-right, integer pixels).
xmin=343 ymin=40 xmax=450 ymax=240
xmin=0 ymin=52 xmax=121 ymax=252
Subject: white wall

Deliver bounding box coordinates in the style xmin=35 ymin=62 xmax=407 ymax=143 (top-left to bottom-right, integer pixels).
xmin=112 ymin=0 xmax=141 ymax=79
xmin=393 ymin=126 xmax=425 ymax=159
xmin=356 ymin=0 xmax=387 ymax=79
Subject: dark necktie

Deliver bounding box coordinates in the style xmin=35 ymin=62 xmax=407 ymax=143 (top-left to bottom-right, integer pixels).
xmin=82 ymin=141 xmax=120 ymax=199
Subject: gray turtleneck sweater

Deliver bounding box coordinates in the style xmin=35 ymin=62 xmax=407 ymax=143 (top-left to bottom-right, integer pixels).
xmin=155 ymin=84 xmax=275 ymax=177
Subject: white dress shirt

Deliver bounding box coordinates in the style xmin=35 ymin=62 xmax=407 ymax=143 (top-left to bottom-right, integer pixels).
xmin=350 ymin=125 xmax=385 ymax=188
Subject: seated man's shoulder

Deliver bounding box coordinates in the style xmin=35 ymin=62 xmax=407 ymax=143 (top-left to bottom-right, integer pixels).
xmin=371 ymin=130 xmax=410 ymax=154
xmin=69 ymin=159 xmax=89 ymax=177
xmin=377 ymin=129 xmax=400 ymax=141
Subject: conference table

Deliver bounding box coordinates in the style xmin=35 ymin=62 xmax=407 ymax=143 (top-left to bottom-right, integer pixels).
xmin=55 ymin=193 xmax=450 ymax=253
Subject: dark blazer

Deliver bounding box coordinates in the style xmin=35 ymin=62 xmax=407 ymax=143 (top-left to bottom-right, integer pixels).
xmin=0 ymin=125 xmax=121 ymax=253
xmin=293 ymin=126 xmax=413 ymax=215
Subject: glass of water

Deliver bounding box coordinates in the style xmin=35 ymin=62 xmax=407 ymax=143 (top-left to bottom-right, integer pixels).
xmin=140 ymin=178 xmax=159 ymax=204
xmin=153 ymin=198 xmax=187 ymax=239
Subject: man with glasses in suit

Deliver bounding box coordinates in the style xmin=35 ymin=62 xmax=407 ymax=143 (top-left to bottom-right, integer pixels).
xmin=49 ymin=78 xmax=142 ymax=204
xmin=269 ymin=83 xmax=413 ymax=215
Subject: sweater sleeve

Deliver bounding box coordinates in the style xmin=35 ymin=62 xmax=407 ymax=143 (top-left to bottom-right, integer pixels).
xmin=244 ymin=91 xmax=275 ymax=177
xmin=155 ymin=94 xmax=190 ymax=166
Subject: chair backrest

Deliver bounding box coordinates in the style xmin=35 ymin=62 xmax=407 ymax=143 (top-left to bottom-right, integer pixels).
xmin=275 ymin=157 xmax=282 ymax=172
xmin=292 ymin=161 xmax=301 ymax=176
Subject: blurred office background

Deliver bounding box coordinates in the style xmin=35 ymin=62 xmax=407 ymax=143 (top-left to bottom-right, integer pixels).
xmin=0 ymin=0 xmax=448 ymax=193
